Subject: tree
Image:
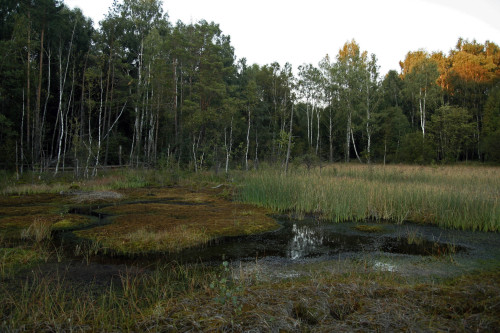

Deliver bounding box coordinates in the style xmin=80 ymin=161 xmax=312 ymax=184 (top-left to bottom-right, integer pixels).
xmin=400 ymin=50 xmax=440 ymax=138
xmin=336 ymin=40 xmax=366 ymax=162
xmin=442 ymin=39 xmax=500 ymax=159
xmin=429 ymin=105 xmax=474 ymax=162
xmin=118 ymin=0 xmax=165 ymax=166
xmin=362 ymin=53 xmax=381 ymax=163
xmin=482 ymin=85 xmax=500 ymax=161
xmin=373 ymin=106 xmax=409 ymax=164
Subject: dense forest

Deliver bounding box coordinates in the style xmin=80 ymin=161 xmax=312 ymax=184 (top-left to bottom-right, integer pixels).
xmin=1 ymin=0 xmax=499 ymax=177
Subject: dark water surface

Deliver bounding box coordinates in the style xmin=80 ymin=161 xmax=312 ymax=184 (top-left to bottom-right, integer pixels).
xmin=174 ymin=218 xmax=468 ymax=263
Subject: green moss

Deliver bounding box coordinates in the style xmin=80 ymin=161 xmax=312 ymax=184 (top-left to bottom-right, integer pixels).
xmin=51 ymin=215 xmax=92 ymax=230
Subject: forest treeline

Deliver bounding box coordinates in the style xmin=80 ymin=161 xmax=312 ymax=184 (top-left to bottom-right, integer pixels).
xmin=1 ymin=0 xmax=499 ymax=176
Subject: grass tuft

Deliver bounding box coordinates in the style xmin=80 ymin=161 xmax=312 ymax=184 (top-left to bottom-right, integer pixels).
xmin=20 ymin=217 xmax=52 ymax=243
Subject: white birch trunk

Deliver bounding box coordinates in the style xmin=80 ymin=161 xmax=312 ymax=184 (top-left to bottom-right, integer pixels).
xmin=224 ymin=117 xmax=233 ymax=174
xmin=245 ymin=106 xmax=251 ymax=171
xmin=54 ymin=23 xmax=75 ymax=175
xmin=285 ymin=104 xmax=294 ymax=174
xmin=351 ymin=129 xmax=362 ymax=163
xmin=346 ymin=110 xmax=351 ymax=163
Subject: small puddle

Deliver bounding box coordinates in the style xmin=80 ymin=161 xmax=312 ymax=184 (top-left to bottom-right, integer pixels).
xmin=68 ymin=206 xmax=109 ymax=220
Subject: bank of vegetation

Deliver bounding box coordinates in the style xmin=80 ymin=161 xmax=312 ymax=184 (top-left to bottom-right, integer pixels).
xmin=237 ymin=164 xmax=500 ymax=231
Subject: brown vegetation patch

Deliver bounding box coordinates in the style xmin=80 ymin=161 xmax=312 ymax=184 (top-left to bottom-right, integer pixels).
xmin=0 ymin=193 xmax=61 ymax=207
xmin=0 ymin=204 xmax=61 ymax=216
xmin=117 ymin=186 xmax=218 ymax=204
xmin=353 ymin=224 xmax=385 ymax=233
xmin=76 ymin=187 xmax=278 ymax=254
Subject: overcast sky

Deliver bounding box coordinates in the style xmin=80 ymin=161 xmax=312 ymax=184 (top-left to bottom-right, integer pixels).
xmin=65 ymin=0 xmax=500 ymax=75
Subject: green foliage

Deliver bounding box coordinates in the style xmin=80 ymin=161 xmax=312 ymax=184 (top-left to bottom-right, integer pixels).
xmin=430 ymin=105 xmax=474 ymax=162
xmin=482 ymin=85 xmax=500 ymax=161
xmin=294 ymin=150 xmax=320 ymax=170
xmin=209 ymin=261 xmax=244 ymax=313
xmin=399 ymin=132 xmax=435 ymax=164
xmin=373 ymin=106 xmax=409 ymax=163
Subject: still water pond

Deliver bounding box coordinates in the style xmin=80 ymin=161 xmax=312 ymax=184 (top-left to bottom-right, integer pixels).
xmin=175 ymin=218 xmax=468 ymax=263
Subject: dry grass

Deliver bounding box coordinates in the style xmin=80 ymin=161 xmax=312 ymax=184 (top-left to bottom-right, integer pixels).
xmin=20 ymin=217 xmax=52 ymax=243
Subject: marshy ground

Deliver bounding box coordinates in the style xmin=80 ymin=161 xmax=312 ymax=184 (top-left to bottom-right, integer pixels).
xmin=1 ymin=167 xmax=499 ymax=331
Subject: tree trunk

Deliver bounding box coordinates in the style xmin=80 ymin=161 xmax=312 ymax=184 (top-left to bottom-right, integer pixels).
xmin=224 ymin=117 xmax=233 ymax=174
xmin=316 ymin=107 xmax=320 ymax=155
xmin=329 ymin=107 xmax=333 ymax=162
xmin=41 ymin=48 xmax=51 ymax=170
xmin=245 ymin=106 xmax=251 ymax=171
xmin=345 ymin=110 xmax=351 ymax=163
xmin=366 ymin=82 xmax=371 ymax=164
xmin=254 ymin=129 xmax=259 ymax=170
xmin=62 ymin=66 xmax=75 ymax=171
xmin=21 ymin=89 xmax=25 ymax=175
xmin=351 ymin=129 xmax=362 ymax=163
xmin=306 ymin=103 xmax=310 ymax=146
xmin=35 ymin=24 xmax=45 ymax=167
xmin=26 ymin=12 xmax=31 ymax=167
xmin=54 ymin=22 xmax=76 ymax=175
xmin=285 ymin=104 xmax=294 ymax=174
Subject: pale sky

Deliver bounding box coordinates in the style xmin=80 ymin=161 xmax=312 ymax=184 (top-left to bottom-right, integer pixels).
xmin=65 ymin=0 xmax=500 ymax=75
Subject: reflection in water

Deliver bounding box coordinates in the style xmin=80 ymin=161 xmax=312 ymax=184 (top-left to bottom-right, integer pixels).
xmin=373 ymin=261 xmax=397 ymax=272
xmin=288 ymin=223 xmax=324 ymax=259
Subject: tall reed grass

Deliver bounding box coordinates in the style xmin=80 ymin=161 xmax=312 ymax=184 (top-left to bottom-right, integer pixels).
xmin=237 ymin=164 xmax=500 ymax=231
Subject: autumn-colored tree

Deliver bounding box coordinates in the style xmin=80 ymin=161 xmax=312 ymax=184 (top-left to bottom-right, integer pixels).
xmin=441 ymin=39 xmax=500 ymax=159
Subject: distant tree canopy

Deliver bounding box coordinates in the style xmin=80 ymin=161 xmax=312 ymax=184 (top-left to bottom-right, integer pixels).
xmin=1 ymin=0 xmax=499 ymax=175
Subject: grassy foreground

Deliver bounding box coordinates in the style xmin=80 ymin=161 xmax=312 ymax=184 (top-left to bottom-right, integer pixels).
xmin=1 ymin=260 xmax=499 ymax=332
xmin=237 ymin=164 xmax=500 ymax=231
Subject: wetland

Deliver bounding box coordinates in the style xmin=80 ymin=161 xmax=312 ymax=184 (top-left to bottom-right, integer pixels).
xmin=1 ymin=166 xmax=500 ymax=332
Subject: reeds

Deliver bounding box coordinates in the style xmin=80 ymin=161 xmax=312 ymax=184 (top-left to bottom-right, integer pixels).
xmin=237 ymin=164 xmax=500 ymax=231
